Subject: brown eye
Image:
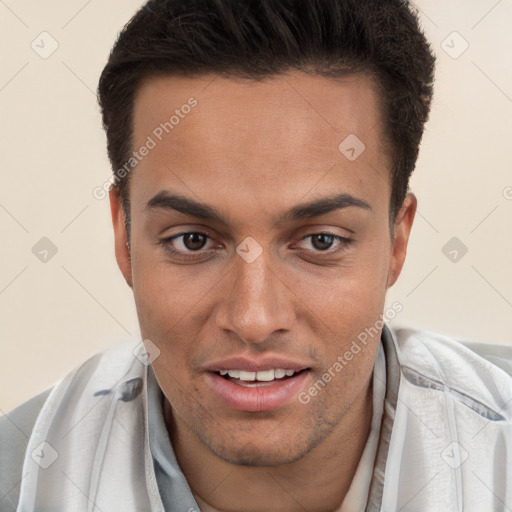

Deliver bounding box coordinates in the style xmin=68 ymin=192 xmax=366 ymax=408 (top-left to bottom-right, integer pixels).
xmin=310 ymin=234 xmax=336 ymax=251
xmin=159 ymin=231 xmax=216 ymax=259
xmin=182 ymin=233 xmax=208 ymax=251
xmin=295 ymin=233 xmax=353 ymax=259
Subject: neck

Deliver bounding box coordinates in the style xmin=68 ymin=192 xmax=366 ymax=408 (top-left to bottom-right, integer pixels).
xmin=164 ymin=378 xmax=373 ymax=512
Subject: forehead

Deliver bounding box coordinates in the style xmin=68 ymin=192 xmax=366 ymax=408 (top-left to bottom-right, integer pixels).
xmin=130 ymin=71 xmax=390 ymax=220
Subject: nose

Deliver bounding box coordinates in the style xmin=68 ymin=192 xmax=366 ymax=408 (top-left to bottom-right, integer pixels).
xmin=214 ymin=249 xmax=296 ymax=344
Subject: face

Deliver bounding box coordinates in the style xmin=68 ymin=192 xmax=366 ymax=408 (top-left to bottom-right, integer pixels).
xmin=110 ymin=71 xmax=415 ymax=466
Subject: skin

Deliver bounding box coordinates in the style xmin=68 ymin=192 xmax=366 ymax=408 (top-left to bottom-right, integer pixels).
xmin=110 ymin=71 xmax=416 ymax=511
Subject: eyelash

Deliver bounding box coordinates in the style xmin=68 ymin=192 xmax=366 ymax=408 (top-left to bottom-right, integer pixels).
xmin=158 ymin=231 xmax=353 ymax=262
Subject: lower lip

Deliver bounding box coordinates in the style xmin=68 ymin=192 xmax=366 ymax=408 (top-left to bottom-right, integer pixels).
xmin=206 ymin=371 xmax=310 ymax=412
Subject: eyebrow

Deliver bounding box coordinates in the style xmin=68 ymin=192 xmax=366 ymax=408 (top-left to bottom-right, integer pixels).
xmin=145 ymin=190 xmax=372 ymax=226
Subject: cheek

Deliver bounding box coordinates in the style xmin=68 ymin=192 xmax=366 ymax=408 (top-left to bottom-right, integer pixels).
xmin=283 ymin=246 xmax=389 ymax=374
xmin=132 ymin=255 xmax=214 ymax=330
xmin=132 ymin=269 xmax=193 ymax=371
xmin=290 ymin=248 xmax=389 ymax=327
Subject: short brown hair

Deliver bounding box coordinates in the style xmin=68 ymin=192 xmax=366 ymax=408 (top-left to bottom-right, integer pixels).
xmin=98 ymin=0 xmax=435 ymax=229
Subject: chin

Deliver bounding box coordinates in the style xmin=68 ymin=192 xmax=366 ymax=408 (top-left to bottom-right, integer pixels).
xmin=204 ymin=431 xmax=316 ymax=467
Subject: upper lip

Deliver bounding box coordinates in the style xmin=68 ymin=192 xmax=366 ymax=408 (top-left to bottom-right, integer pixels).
xmin=204 ymin=356 xmax=312 ymax=373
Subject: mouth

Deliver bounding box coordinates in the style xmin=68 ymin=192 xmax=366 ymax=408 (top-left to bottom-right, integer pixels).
xmin=206 ymin=367 xmax=312 ymax=412
xmin=214 ymin=368 xmax=310 ymax=387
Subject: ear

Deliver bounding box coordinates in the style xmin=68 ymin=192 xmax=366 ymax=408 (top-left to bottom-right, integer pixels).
xmin=109 ymin=187 xmax=133 ymax=288
xmin=387 ymin=192 xmax=417 ymax=288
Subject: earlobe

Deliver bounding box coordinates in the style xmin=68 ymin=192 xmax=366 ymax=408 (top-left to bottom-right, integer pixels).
xmin=387 ymin=192 xmax=417 ymax=289
xmin=109 ymin=187 xmax=133 ymax=288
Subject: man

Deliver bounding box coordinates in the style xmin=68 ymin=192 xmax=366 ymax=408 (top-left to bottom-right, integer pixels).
xmin=1 ymin=0 xmax=511 ymax=511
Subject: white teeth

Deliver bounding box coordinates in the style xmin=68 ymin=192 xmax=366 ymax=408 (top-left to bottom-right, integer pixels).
xmin=220 ymin=368 xmax=298 ymax=381
xmin=239 ymin=371 xmax=256 ymax=381
xmin=256 ymin=369 xmax=274 ymax=381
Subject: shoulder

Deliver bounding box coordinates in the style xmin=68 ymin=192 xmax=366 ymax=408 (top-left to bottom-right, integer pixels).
xmin=391 ymin=326 xmax=512 ymax=375
xmin=0 ymin=339 xmax=142 ymax=511
xmin=390 ymin=327 xmax=512 ymax=419
xmin=0 ymin=388 xmax=52 ymax=511
xmin=458 ymin=339 xmax=512 ymax=377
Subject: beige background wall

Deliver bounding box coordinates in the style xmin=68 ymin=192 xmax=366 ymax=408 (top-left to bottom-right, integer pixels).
xmin=1 ymin=0 xmax=511 ymax=413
